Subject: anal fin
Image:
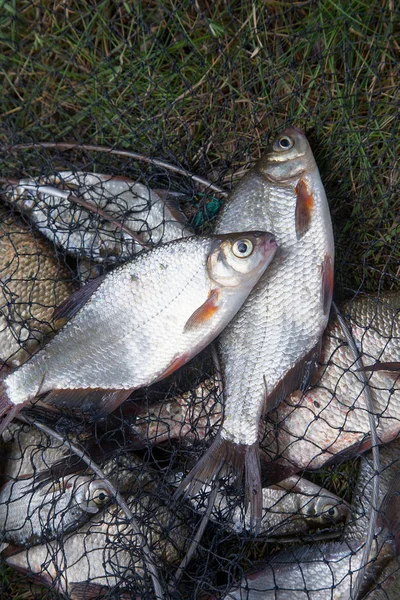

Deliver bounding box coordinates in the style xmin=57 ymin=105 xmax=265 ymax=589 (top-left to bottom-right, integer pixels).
xmin=265 ymin=341 xmax=322 ymax=415
xmin=45 ymin=387 xmax=135 ymax=418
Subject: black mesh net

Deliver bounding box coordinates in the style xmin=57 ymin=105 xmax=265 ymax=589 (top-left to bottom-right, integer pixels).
xmin=0 ymin=1 xmax=399 ymax=599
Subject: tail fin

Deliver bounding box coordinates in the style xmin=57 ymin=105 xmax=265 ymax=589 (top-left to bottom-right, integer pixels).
xmin=174 ymin=432 xmax=262 ymax=531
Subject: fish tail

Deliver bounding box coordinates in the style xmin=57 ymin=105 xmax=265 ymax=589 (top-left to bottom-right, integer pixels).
xmin=174 ymin=432 xmax=263 ymax=531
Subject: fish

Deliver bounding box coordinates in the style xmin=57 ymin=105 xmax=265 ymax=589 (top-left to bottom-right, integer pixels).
xmin=0 ymin=420 xmax=86 ymax=482
xmin=0 ymin=205 xmax=76 ymax=367
xmin=0 ymin=474 xmax=113 ymax=548
xmin=3 ymin=477 xmax=189 ymax=599
xmin=261 ymin=290 xmax=400 ymax=479
xmin=0 ymin=421 xmax=151 ymax=548
xmin=176 ymin=127 xmax=334 ymax=523
xmin=172 ymin=473 xmax=348 ymax=538
xmin=214 ymin=441 xmax=400 ymax=600
xmin=3 ymin=171 xmax=192 ymax=262
xmin=363 ymin=558 xmax=400 ymax=598
xmin=0 ymin=230 xmax=277 ymax=430
xmin=122 ymin=377 xmax=223 ymax=448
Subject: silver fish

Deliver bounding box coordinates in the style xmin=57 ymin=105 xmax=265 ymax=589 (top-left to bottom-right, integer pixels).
xmin=1 ymin=421 xmax=86 ymax=481
xmin=216 ymin=442 xmax=400 ymax=600
xmin=173 ymin=474 xmax=348 ymax=538
xmin=4 ymin=488 xmax=189 ymax=599
xmin=262 ymin=291 xmax=400 ymax=479
xmin=0 ymin=206 xmax=76 ymax=367
xmin=4 ymin=171 xmax=191 ymax=262
xmin=0 ymin=474 xmax=112 ymax=547
xmin=0 ymin=231 xmax=277 ymax=428
xmin=177 ymin=127 xmax=334 ymax=523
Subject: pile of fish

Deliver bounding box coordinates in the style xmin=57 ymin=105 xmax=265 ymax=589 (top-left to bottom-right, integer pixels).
xmin=0 ymin=127 xmax=398 ymax=600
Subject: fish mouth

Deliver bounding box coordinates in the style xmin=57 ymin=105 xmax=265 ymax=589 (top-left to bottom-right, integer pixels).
xmin=282 ymin=125 xmax=305 ymax=136
xmin=263 ymin=234 xmax=278 ymax=252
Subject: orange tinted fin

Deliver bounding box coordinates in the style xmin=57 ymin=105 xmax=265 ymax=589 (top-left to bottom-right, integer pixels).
xmin=357 ymin=362 xmax=400 ymax=374
xmin=44 ymin=387 xmax=134 ymax=418
xmin=295 ymin=179 xmax=314 ymax=239
xmin=174 ymin=432 xmax=263 ymax=531
xmin=153 ymin=352 xmax=191 ymax=382
xmin=321 ymin=254 xmax=334 ymax=315
xmin=53 ymin=274 xmax=107 ymax=321
xmin=184 ymin=289 xmax=220 ymax=332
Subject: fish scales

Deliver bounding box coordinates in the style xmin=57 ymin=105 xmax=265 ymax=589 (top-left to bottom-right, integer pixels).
xmin=263 ymin=291 xmax=400 ymax=476
xmin=0 ymin=231 xmax=276 ymax=424
xmin=176 ymin=127 xmax=333 ymax=523
xmin=4 ymin=481 xmax=189 ymax=598
xmin=174 ymin=474 xmax=348 ymax=537
xmin=217 ymin=441 xmax=400 ymax=600
xmin=5 ymin=172 xmax=191 ymax=262
xmin=0 ymin=206 xmax=75 ymax=367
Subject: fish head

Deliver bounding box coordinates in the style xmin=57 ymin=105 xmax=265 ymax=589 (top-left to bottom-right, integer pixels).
xmin=257 ymin=126 xmax=315 ymax=183
xmin=207 ymin=231 xmax=277 ymax=288
xmin=304 ymin=493 xmax=349 ymax=526
xmin=73 ymin=477 xmax=113 ymax=514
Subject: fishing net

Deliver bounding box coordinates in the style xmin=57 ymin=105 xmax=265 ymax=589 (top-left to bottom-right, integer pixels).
xmin=0 ymin=1 xmax=399 ymax=598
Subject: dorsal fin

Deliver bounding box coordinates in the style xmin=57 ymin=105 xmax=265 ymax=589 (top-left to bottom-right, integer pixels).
xmin=53 ymin=274 xmax=106 ymax=321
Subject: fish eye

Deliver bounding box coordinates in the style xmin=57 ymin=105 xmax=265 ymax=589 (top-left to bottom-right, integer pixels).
xmin=273 ymin=135 xmax=294 ymax=152
xmin=93 ymin=488 xmax=109 ymax=506
xmin=324 ymin=504 xmax=338 ymax=518
xmin=232 ymin=239 xmax=254 ymax=258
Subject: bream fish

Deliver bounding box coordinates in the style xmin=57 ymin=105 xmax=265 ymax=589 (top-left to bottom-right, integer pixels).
xmin=0 ymin=474 xmax=112 ymax=548
xmin=4 ymin=472 xmax=189 ymax=599
xmin=215 ymin=440 xmax=400 ymax=600
xmin=173 ymin=473 xmax=348 ymax=538
xmin=0 ymin=206 xmax=75 ymax=367
xmin=0 ymin=231 xmax=277 ymax=430
xmin=261 ymin=290 xmax=400 ymax=479
xmin=120 ymin=291 xmax=399 ymax=484
xmin=4 ymin=171 xmax=191 ymax=262
xmin=176 ymin=127 xmax=334 ymax=523
xmin=0 ymin=421 xmax=152 ymax=548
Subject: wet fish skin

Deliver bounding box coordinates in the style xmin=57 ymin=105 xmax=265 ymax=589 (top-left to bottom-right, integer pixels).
xmin=0 ymin=206 xmax=76 ymax=367
xmin=217 ymin=443 xmax=400 ymax=600
xmin=4 ymin=485 xmax=189 ymax=598
xmin=1 ymin=231 xmax=277 ymax=424
xmin=173 ymin=474 xmax=348 ymax=537
xmin=0 ymin=474 xmax=112 ymax=547
xmin=5 ymin=172 xmax=192 ymax=262
xmin=262 ymin=291 xmax=400 ymax=478
xmin=176 ymin=127 xmax=334 ymax=522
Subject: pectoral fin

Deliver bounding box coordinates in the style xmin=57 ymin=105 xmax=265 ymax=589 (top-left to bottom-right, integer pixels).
xmin=184 ymin=289 xmax=220 ymax=332
xmin=295 ymin=179 xmax=314 ymax=239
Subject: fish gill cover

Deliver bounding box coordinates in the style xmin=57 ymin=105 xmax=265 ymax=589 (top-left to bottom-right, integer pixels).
xmin=0 ymin=1 xmax=399 ymax=599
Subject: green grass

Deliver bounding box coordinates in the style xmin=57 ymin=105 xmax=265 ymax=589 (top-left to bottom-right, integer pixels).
xmin=0 ymin=0 xmax=399 ymax=598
